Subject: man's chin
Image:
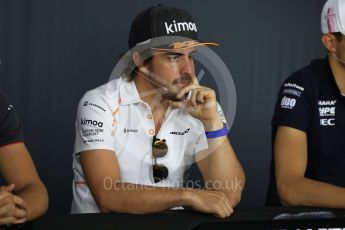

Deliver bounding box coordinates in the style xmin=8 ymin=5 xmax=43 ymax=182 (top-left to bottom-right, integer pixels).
xmin=162 ymin=82 xmax=191 ymax=101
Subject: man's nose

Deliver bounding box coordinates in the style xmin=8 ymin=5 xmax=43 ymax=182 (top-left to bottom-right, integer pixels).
xmin=179 ymin=55 xmax=194 ymax=75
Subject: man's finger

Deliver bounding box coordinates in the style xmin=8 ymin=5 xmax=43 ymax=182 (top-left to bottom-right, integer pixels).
xmin=0 ymin=203 xmax=16 ymax=216
xmin=190 ymin=89 xmax=198 ymax=107
xmin=169 ymin=100 xmax=186 ymax=109
xmin=13 ymin=217 xmax=27 ymax=224
xmin=0 ymin=184 xmax=15 ymax=193
xmin=0 ymin=193 xmax=14 ymax=207
xmin=13 ymin=196 xmax=27 ymax=211
xmin=220 ymin=195 xmax=233 ymax=217
xmin=176 ymin=84 xmax=203 ymax=99
xmin=196 ymin=91 xmax=205 ymax=104
xmin=192 ymin=75 xmax=200 ymax=85
xmin=0 ymin=216 xmax=17 ymax=225
xmin=11 ymin=207 xmax=27 ymax=219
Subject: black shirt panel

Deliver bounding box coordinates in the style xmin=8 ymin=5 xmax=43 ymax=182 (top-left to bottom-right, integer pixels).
xmin=0 ymin=91 xmax=24 ymax=146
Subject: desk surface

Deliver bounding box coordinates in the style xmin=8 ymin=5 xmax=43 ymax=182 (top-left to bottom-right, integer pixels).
xmin=16 ymin=207 xmax=345 ymax=230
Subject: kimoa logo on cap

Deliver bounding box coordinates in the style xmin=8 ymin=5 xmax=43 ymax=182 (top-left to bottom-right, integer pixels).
xmin=164 ymin=20 xmax=197 ymax=34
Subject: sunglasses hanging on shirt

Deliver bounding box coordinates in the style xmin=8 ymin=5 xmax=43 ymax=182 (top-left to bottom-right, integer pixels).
xmin=152 ymin=136 xmax=169 ymax=183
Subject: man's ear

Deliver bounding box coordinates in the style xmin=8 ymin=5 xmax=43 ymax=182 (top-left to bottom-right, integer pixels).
xmin=322 ymin=34 xmax=337 ymax=53
xmin=132 ymin=52 xmax=144 ymax=68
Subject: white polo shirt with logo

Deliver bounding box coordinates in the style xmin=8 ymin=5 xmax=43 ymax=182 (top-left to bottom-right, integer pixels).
xmin=71 ymin=77 xmax=226 ymax=213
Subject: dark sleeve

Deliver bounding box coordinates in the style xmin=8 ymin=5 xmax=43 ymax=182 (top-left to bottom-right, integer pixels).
xmin=0 ymin=91 xmax=24 ymax=146
xmin=271 ymin=73 xmax=313 ymax=132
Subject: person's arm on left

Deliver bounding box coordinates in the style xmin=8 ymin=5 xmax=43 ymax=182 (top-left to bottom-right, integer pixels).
xmin=0 ymin=142 xmax=48 ymax=222
xmin=169 ymin=82 xmax=245 ymax=207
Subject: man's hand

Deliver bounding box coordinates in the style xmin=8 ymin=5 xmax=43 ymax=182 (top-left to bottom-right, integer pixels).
xmin=169 ymin=79 xmax=223 ymax=130
xmin=183 ymin=189 xmax=233 ymax=218
xmin=0 ymin=184 xmax=28 ymax=225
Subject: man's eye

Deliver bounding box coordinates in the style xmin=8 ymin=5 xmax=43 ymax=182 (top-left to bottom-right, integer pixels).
xmin=189 ymin=54 xmax=195 ymax=59
xmin=168 ymin=55 xmax=179 ymax=61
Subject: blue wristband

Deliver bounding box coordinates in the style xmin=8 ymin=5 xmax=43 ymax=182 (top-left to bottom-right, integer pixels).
xmin=205 ymin=123 xmax=229 ymax=139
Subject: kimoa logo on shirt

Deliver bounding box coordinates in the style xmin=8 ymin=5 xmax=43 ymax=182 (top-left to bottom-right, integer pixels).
xmin=165 ymin=20 xmax=197 ymax=34
xmin=81 ymin=118 xmax=103 ymax=128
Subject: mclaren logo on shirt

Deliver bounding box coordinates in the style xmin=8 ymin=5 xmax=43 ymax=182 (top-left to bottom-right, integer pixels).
xmin=81 ymin=118 xmax=103 ymax=128
xmin=170 ymin=128 xmax=190 ymax=135
xmin=319 ymin=100 xmax=336 ymax=126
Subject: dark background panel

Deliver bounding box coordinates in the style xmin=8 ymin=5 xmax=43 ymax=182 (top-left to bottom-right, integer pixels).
xmin=0 ymin=0 xmax=325 ymax=213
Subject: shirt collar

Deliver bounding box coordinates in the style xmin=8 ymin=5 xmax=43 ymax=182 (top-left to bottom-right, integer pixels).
xmin=119 ymin=79 xmax=142 ymax=105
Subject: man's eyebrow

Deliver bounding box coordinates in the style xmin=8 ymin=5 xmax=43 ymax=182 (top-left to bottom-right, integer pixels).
xmin=162 ymin=50 xmax=197 ymax=56
xmin=164 ymin=52 xmax=184 ymax=56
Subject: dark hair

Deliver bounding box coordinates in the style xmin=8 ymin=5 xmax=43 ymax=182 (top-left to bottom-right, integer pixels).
xmin=122 ymin=50 xmax=153 ymax=82
xmin=332 ymin=32 xmax=343 ymax=41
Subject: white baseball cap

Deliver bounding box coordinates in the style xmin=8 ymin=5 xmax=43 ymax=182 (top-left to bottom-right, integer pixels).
xmin=321 ymin=0 xmax=345 ymax=35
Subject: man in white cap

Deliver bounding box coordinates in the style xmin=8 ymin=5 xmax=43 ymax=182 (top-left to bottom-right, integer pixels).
xmin=266 ymin=0 xmax=345 ymax=207
xmin=71 ymin=5 xmax=244 ymax=218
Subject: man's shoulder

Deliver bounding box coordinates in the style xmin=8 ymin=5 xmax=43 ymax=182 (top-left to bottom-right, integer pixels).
xmin=287 ymin=62 xmax=316 ymax=83
xmin=85 ymin=78 xmax=122 ymax=100
xmin=79 ymin=78 xmax=124 ymax=109
xmin=282 ymin=58 xmax=327 ymax=93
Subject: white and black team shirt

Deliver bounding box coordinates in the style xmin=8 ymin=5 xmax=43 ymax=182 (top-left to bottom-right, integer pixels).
xmin=266 ymin=57 xmax=345 ymax=206
xmin=71 ymin=77 xmax=227 ymax=213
